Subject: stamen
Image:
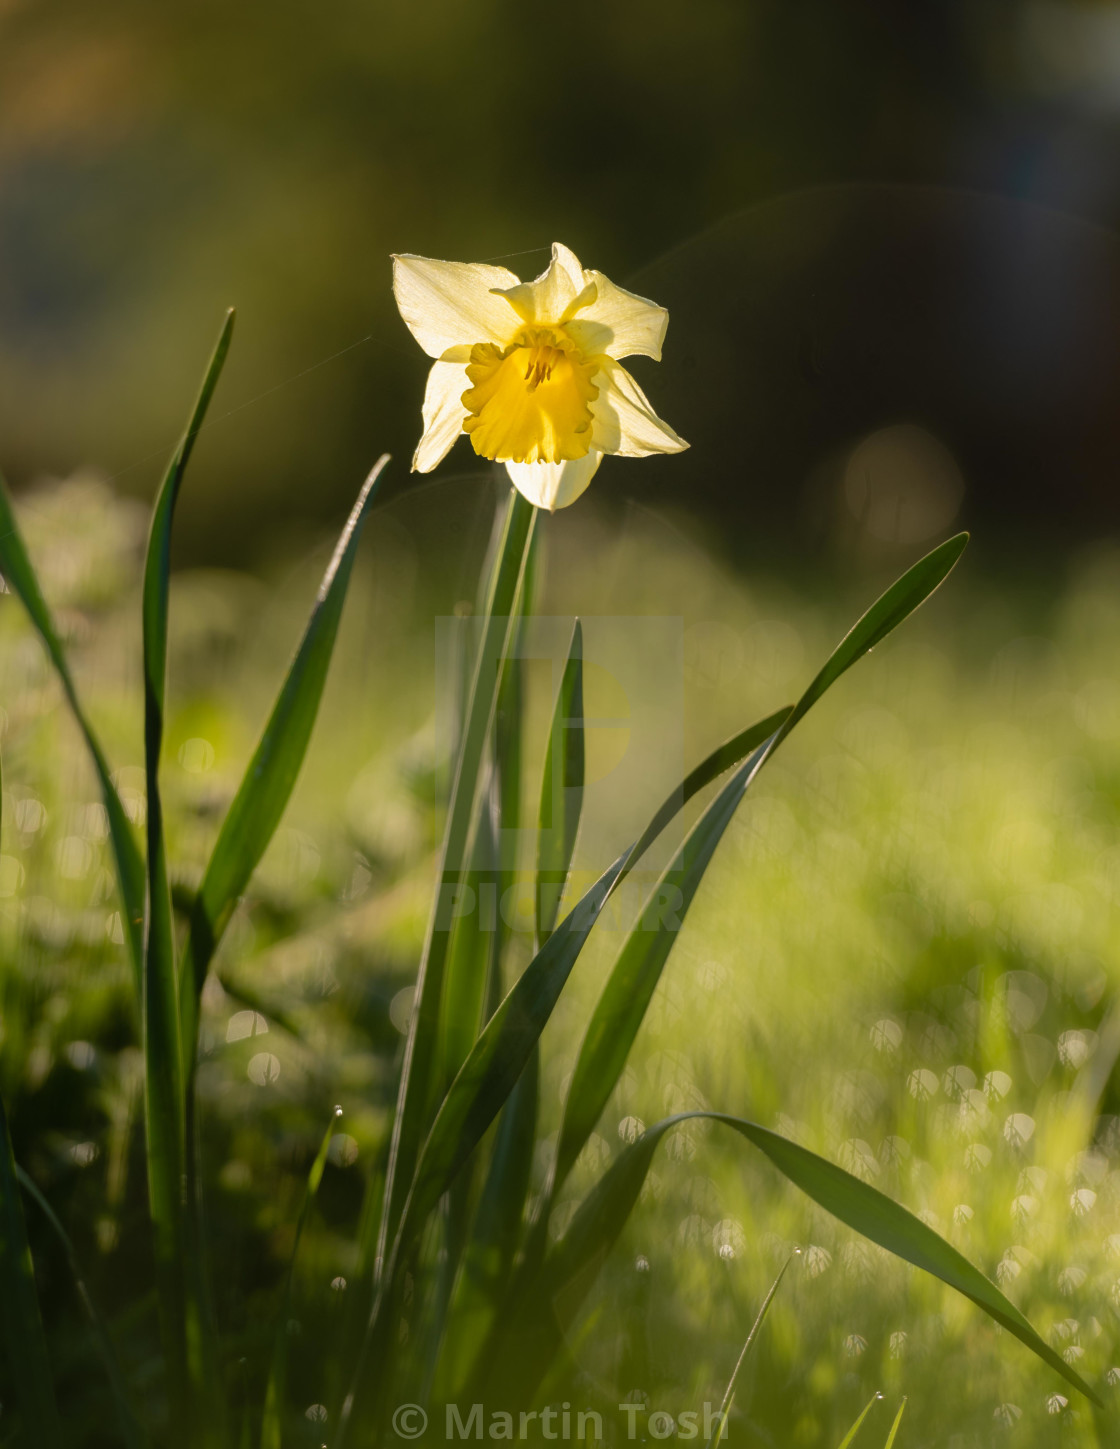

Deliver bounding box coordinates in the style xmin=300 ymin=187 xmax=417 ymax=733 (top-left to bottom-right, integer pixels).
xmin=523 ymin=343 xmax=560 ymax=392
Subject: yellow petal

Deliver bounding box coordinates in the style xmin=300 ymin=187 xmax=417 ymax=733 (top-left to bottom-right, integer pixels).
xmin=412 ymin=348 xmax=471 ymax=472
xmin=504 ymin=451 xmax=603 ymax=511
xmin=565 ymin=274 xmax=669 ymax=361
xmin=590 ymin=359 xmax=688 ymax=457
xmin=462 ymin=334 xmax=598 ymax=464
xmin=490 ymin=242 xmax=589 ymax=326
xmin=392 ymin=254 xmax=522 ymax=358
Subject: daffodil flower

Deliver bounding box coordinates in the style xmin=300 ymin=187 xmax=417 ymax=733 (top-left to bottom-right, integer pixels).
xmin=392 ymin=242 xmax=688 ymax=510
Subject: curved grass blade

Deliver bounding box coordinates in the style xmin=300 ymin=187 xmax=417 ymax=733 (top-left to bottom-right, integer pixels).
xmin=881 ymin=1399 xmax=907 ymax=1449
xmin=837 ymin=1395 xmax=883 ymax=1449
xmin=779 ymin=532 xmax=968 ymax=740
xmin=627 ymin=708 xmax=788 ymax=874
xmin=403 ymin=852 xmax=628 ymax=1256
xmin=214 ymin=966 xmax=305 ymax=1043
xmin=260 ymin=1108 xmax=341 ymax=1449
xmin=465 ymin=546 xmax=954 ymax=1398
xmin=179 ymin=455 xmax=389 ymax=1061
xmin=537 ymin=620 xmax=584 ymax=943
xmin=406 ymin=716 xmax=798 ymax=1262
xmin=141 ymin=307 xmax=234 ymax=1442
xmin=430 ymin=701 xmax=786 ymax=1189
xmin=333 ymin=705 xmax=793 ymax=1446
xmin=375 ymin=488 xmax=537 ymax=1276
xmin=504 ymin=1112 xmax=1099 ymax=1409
xmin=551 ymin=747 xmax=765 ymax=1192
xmin=714 ymin=1113 xmax=1095 ymax=1399
xmin=0 ymin=470 xmax=145 ymax=992
xmin=552 ymin=534 xmax=970 ymax=1196
xmin=16 ymin=1166 xmax=147 ymax=1449
xmin=0 ymin=1095 xmax=62 ymax=1445
xmin=705 ymin=1254 xmax=794 ymax=1449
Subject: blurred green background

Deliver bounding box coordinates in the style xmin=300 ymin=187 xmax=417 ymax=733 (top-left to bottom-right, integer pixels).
xmin=7 ymin=2 xmax=1120 ymax=1444
xmin=6 ymin=0 xmax=1120 ymax=556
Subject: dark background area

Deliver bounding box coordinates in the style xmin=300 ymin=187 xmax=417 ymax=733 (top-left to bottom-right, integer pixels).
xmin=3 ymin=0 xmax=1120 ymax=561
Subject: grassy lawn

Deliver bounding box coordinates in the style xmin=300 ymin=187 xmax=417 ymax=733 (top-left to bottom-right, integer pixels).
xmin=2 ymin=472 xmax=1117 ymax=1445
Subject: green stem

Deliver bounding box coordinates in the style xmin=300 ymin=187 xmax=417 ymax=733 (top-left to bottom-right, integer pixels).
xmin=373 ymin=488 xmax=536 ymax=1277
xmin=140 ymin=310 xmax=234 ymax=1447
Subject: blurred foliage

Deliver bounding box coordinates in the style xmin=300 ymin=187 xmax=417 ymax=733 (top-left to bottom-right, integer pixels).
xmin=3 ymin=474 xmax=1120 ymax=1441
xmin=6 ymin=2 xmax=1120 ymax=555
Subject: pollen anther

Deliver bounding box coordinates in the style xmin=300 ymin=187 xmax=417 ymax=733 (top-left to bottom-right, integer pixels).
xmin=524 ymin=343 xmax=561 ymax=391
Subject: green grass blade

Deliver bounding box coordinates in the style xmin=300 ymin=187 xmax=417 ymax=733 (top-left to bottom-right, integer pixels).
xmin=386 ymin=736 xmax=786 ymax=1366
xmin=376 ymin=487 xmax=537 ymax=1275
xmin=141 ymin=308 xmax=234 ymax=1444
xmin=552 ymin=746 xmax=767 ymax=1192
xmin=471 ymin=607 xmax=538 ymax=1278
xmin=463 ymin=603 xmax=930 ymax=1403
xmin=214 ymin=966 xmax=305 ymax=1043
xmin=335 ymin=855 xmax=626 ymax=1446
xmin=514 ymin=1112 xmax=1099 ymax=1408
xmin=415 ymin=705 xmax=792 ymax=1260
xmin=436 ymin=1049 xmax=539 ymax=1404
xmin=627 ymin=707 xmax=789 ymax=872
xmin=179 ymin=455 xmax=388 ymax=1059
xmin=714 ymin=1113 xmax=1097 ymax=1400
xmin=606 ymin=707 xmax=792 ymax=906
xmin=705 ymin=1254 xmax=794 ymax=1449
xmin=424 ymin=802 xmax=502 ymax=1390
xmin=0 ymin=1094 xmax=62 ymax=1445
xmin=472 ymin=1112 xmax=664 ymax=1404
xmin=837 ymin=1394 xmax=883 ymax=1449
xmin=551 ymin=534 xmax=969 ymax=1196
xmin=438 ymin=759 xmax=501 ymax=1096
xmin=402 ymin=853 xmax=629 ymax=1252
xmin=0 ymin=761 xmax=63 ymax=1444
xmin=16 ymin=1166 xmax=147 ymax=1449
xmin=335 ymin=705 xmax=799 ymax=1446
xmin=0 ymin=469 xmax=145 ymax=993
xmin=260 ymin=1107 xmax=341 ymax=1449
xmin=470 ymin=1044 xmax=539 ymax=1287
xmin=777 ymin=532 xmax=968 ymax=742
xmin=536 ymin=619 xmax=584 ymax=942
xmin=881 ymin=1399 xmax=907 ymax=1449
